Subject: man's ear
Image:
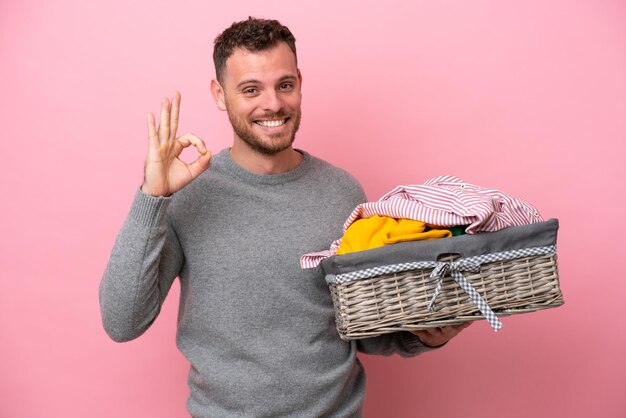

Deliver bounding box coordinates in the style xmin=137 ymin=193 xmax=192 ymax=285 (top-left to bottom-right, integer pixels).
xmin=210 ymin=79 xmax=227 ymax=111
xmin=297 ymin=69 xmax=303 ymax=86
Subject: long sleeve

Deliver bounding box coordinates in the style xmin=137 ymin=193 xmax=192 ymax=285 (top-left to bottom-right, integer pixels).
xmin=99 ymin=189 xmax=184 ymax=342
xmin=356 ymin=331 xmax=443 ymax=357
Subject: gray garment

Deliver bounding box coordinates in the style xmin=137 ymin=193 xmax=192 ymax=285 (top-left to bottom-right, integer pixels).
xmin=100 ymin=149 xmax=434 ymax=418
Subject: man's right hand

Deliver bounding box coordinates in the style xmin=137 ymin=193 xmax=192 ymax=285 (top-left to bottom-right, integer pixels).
xmin=141 ymin=92 xmax=212 ymax=197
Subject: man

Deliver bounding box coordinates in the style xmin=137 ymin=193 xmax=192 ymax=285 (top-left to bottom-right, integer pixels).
xmin=100 ymin=17 xmax=469 ymax=417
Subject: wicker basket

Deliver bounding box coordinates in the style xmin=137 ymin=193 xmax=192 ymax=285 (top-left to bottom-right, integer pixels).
xmin=321 ymin=219 xmax=563 ymax=340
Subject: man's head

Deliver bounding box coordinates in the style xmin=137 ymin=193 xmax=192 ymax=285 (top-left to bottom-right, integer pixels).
xmin=211 ymin=18 xmax=302 ymax=157
xmin=213 ymin=17 xmax=297 ymax=85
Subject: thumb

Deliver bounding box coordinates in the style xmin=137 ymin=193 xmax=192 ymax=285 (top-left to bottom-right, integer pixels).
xmin=187 ymin=150 xmax=212 ymax=179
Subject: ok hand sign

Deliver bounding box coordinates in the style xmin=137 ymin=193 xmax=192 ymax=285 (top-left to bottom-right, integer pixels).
xmin=141 ymin=92 xmax=212 ymax=197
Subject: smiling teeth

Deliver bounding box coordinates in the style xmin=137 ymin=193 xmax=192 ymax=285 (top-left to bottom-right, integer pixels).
xmin=256 ymin=119 xmax=286 ymax=127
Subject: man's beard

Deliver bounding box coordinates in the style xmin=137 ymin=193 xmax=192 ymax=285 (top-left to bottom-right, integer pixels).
xmin=226 ymin=106 xmax=302 ymax=156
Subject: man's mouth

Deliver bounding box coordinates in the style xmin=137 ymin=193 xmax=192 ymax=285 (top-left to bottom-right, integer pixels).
xmin=254 ymin=118 xmax=288 ymax=127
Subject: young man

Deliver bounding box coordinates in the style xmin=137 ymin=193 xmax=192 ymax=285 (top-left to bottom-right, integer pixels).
xmin=100 ymin=17 xmax=469 ymax=417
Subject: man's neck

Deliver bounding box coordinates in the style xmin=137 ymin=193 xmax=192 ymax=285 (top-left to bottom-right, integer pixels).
xmin=230 ymin=141 xmax=303 ymax=175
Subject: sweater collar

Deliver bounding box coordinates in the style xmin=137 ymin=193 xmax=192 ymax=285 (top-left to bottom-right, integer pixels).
xmin=214 ymin=148 xmax=312 ymax=185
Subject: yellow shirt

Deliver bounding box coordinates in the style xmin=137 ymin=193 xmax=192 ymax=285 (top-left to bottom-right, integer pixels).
xmin=336 ymin=215 xmax=452 ymax=255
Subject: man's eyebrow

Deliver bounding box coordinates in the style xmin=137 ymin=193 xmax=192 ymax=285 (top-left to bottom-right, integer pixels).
xmin=278 ymin=75 xmax=298 ymax=82
xmin=236 ymin=79 xmax=261 ymax=89
xmin=235 ymin=75 xmax=298 ymax=89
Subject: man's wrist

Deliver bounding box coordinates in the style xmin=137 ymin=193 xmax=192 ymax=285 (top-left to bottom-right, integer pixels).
xmin=140 ymin=184 xmax=171 ymax=197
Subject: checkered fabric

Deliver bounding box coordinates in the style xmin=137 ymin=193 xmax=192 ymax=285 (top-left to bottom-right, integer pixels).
xmin=325 ymin=245 xmax=557 ymax=332
xmin=325 ymin=245 xmax=556 ymax=284
xmin=428 ymin=261 xmax=502 ymax=331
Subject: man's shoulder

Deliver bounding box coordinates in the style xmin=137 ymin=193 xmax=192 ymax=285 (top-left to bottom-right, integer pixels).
xmin=302 ymin=151 xmax=362 ymax=186
xmin=300 ymin=151 xmax=367 ymax=205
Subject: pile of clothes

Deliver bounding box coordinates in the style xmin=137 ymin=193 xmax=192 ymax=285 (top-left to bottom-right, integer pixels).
xmin=301 ymin=175 xmax=543 ymax=268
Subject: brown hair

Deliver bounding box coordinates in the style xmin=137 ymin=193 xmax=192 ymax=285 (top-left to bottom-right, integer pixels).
xmin=213 ymin=17 xmax=297 ymax=83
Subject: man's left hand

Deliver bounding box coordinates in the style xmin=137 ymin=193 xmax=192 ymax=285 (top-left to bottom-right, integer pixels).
xmin=412 ymin=322 xmax=472 ymax=348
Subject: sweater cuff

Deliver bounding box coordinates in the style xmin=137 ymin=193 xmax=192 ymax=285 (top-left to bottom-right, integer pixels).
xmin=128 ymin=187 xmax=172 ymax=228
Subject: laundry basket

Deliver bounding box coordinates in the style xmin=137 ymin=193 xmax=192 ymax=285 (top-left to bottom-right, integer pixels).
xmin=320 ymin=219 xmax=563 ymax=340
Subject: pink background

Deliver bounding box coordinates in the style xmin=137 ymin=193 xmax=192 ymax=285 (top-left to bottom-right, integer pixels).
xmin=1 ymin=1 xmax=625 ymax=417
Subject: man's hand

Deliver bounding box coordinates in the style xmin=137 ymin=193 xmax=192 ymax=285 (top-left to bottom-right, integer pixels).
xmin=412 ymin=322 xmax=472 ymax=348
xmin=141 ymin=92 xmax=212 ymax=197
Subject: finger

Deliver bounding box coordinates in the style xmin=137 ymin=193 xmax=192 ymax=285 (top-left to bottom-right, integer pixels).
xmin=169 ymin=91 xmax=181 ymax=140
xmin=412 ymin=329 xmax=439 ymax=340
xmin=412 ymin=329 xmax=444 ymax=347
xmin=175 ymin=133 xmax=211 ymax=179
xmin=176 ymin=133 xmax=208 ymax=154
xmin=188 ymin=150 xmax=212 ymax=178
xmin=158 ymin=97 xmax=170 ymax=143
xmin=441 ymin=323 xmax=470 ymax=338
xmin=425 ymin=326 xmax=456 ymax=340
xmin=146 ymin=112 xmax=159 ymax=148
xmin=421 ymin=327 xmax=442 ymax=337
xmin=439 ymin=327 xmax=459 ymax=339
xmin=449 ymin=322 xmax=471 ymax=332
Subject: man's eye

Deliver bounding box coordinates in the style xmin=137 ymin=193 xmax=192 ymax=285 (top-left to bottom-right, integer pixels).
xmin=243 ymin=88 xmax=258 ymax=94
xmin=279 ymin=83 xmax=293 ymax=90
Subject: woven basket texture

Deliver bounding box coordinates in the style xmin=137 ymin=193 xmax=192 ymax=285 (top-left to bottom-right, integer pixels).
xmin=328 ymin=253 xmax=563 ymax=340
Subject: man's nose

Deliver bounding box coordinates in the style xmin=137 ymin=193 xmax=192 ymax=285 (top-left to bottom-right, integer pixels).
xmin=260 ymin=90 xmax=283 ymax=113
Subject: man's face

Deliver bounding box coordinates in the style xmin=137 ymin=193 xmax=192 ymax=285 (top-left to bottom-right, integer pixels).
xmin=215 ymin=42 xmax=302 ymax=155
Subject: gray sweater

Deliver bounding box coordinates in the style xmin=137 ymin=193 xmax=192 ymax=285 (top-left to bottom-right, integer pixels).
xmin=100 ymin=149 xmax=434 ymax=417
